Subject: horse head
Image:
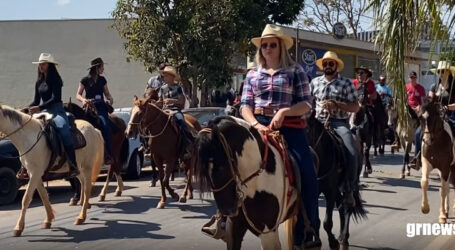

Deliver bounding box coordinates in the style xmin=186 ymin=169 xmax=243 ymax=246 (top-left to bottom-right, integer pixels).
xmin=126 ymin=95 xmax=163 ymax=139
xmin=144 ymin=87 xmax=159 ymax=101
xmin=64 ymin=101 xmax=102 ymax=130
xmin=421 ymin=98 xmax=444 ymax=135
xmin=195 ymin=116 xmax=262 ymax=216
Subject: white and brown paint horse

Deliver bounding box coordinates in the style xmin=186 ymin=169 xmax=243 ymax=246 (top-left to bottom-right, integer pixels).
xmin=195 ymin=116 xmax=297 ymax=250
xmin=0 ymin=104 xmax=104 ymax=236
xmin=420 ymin=99 xmax=455 ymax=223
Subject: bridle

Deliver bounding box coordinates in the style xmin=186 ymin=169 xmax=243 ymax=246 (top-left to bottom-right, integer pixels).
xmin=128 ymin=103 xmax=172 ymax=138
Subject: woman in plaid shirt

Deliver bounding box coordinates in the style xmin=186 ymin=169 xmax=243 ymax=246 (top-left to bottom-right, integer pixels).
xmin=240 ymin=24 xmax=319 ymax=248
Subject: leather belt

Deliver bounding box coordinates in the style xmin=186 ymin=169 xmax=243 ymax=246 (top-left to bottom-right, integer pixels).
xmin=254 ymin=107 xmax=279 ymax=116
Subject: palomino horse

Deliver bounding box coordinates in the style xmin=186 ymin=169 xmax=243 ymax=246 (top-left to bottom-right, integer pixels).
xmin=420 ymin=99 xmax=455 ymax=223
xmin=394 ymin=105 xmax=419 ymax=178
xmin=0 ymin=104 xmax=104 ymax=236
xmin=126 ymin=96 xmax=201 ymax=208
xmin=195 ymin=116 xmax=297 ymax=250
xmin=64 ymin=101 xmax=129 ymax=203
xmin=307 ymin=113 xmax=367 ymax=249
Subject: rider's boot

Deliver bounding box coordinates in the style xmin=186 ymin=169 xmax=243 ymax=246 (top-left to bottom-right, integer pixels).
xmin=66 ymin=147 xmax=80 ymax=178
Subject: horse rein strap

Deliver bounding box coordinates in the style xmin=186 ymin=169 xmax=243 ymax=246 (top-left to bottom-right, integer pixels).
xmin=0 ymin=115 xmax=33 ymax=141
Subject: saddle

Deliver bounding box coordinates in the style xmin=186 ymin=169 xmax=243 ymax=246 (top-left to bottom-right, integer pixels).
xmin=39 ymin=113 xmax=86 ymax=174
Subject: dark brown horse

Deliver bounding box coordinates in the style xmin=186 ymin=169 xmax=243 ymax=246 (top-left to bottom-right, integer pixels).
xmin=125 ymin=96 xmax=201 ymax=208
xmin=65 ymin=100 xmax=129 ymax=203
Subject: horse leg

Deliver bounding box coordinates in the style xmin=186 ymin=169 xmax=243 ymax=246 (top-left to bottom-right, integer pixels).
xmin=99 ymin=166 xmax=112 ymax=201
xmin=439 ymin=171 xmax=450 ymax=223
xmin=13 ymin=174 xmax=40 ymax=236
xmin=260 ymin=231 xmax=281 ymax=250
xmin=155 ymin=158 xmax=167 ymax=209
xmin=401 ymin=149 xmax=409 ymax=179
xmin=226 ymin=215 xmax=248 ymax=250
xmin=364 ymin=143 xmax=372 ymax=175
xmin=338 ymin=207 xmax=351 ymax=250
xmin=420 ymin=157 xmax=432 ymax=214
xmin=68 ymin=177 xmax=80 ymax=206
xmin=113 ymin=163 xmax=124 ymax=197
xmin=323 ymin=192 xmax=338 ymax=249
xmin=36 ymin=182 xmax=55 ymax=229
xmin=164 ymin=161 xmax=179 ymax=202
xmin=75 ymin=171 xmax=92 ymax=225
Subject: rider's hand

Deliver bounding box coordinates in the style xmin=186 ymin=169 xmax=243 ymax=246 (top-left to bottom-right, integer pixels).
xmin=270 ymin=109 xmax=286 ymax=130
xmin=254 ymin=123 xmax=271 ymax=134
xmin=321 ymin=100 xmax=338 ymax=111
xmin=82 ymin=99 xmax=91 ymax=106
xmin=29 ymin=106 xmax=40 ymax=114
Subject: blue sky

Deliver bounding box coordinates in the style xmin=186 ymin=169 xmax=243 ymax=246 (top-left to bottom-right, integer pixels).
xmin=0 ymin=0 xmax=117 ymax=20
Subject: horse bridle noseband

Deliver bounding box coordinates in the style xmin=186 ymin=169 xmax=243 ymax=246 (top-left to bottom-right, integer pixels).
xmin=128 ymin=103 xmax=172 ymax=138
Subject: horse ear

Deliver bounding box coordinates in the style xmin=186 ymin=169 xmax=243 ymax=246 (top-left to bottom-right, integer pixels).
xmin=69 ymin=97 xmax=72 ymax=104
xmin=133 ymin=95 xmax=138 ymax=101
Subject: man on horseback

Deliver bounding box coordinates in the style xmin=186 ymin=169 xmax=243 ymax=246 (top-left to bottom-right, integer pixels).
xmin=353 ymin=66 xmax=378 ymax=109
xmin=76 ymin=57 xmax=114 ymax=165
xmin=144 ymin=62 xmax=169 ymax=94
xmin=310 ymin=51 xmax=360 ymax=207
xmin=156 ymin=65 xmax=193 ymax=159
xmin=376 ymin=74 xmax=392 ymax=108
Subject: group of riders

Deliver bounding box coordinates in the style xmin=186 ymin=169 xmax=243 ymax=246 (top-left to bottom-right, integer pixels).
xmin=4 ymin=23 xmax=455 ymax=249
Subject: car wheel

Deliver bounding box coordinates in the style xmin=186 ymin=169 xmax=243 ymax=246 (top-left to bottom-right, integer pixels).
xmin=127 ymin=150 xmax=143 ymax=179
xmin=0 ymin=167 xmax=19 ymax=205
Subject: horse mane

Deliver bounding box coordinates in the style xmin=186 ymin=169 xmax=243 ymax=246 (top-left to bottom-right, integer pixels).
xmin=0 ymin=105 xmax=27 ymax=126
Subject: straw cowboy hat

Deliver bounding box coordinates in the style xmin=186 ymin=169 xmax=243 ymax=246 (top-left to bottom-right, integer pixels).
xmin=88 ymin=57 xmax=107 ymax=70
xmin=251 ymin=24 xmax=294 ymax=50
xmin=430 ymin=61 xmax=455 ymax=76
xmin=316 ymin=51 xmax=344 ymax=72
xmin=354 ymin=66 xmax=373 ymax=77
xmin=32 ymin=53 xmax=59 ymax=65
xmin=162 ymin=65 xmax=180 ymax=80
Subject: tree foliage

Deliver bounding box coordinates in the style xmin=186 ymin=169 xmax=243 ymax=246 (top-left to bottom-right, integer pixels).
xmin=112 ymin=0 xmax=304 ymax=106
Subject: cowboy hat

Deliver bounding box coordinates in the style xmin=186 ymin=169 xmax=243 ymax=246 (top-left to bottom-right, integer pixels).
xmin=32 ymin=53 xmax=59 ymax=65
xmin=430 ymin=61 xmax=455 ymax=75
xmin=316 ymin=51 xmax=344 ymax=72
xmin=251 ymin=24 xmax=294 ymax=50
xmin=88 ymin=57 xmax=107 ymax=70
xmin=162 ymin=65 xmax=180 ymax=80
xmin=354 ymin=66 xmax=373 ymax=77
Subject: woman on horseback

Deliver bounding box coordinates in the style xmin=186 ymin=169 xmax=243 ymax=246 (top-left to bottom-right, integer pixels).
xmin=240 ymin=24 xmax=319 ymax=248
xmin=76 ymin=57 xmax=114 ymax=164
xmin=29 ymin=53 xmax=79 ymax=178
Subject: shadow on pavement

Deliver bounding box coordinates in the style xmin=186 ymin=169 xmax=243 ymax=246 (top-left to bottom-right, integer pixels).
xmin=166 ymin=200 xmax=217 ymax=219
xmin=27 ymin=218 xmax=174 ymax=243
xmin=94 ymin=195 xmax=160 ymax=214
xmin=349 ymin=245 xmax=398 ymax=250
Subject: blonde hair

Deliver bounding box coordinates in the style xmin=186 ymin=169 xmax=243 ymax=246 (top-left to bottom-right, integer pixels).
xmin=255 ymin=37 xmax=295 ymax=69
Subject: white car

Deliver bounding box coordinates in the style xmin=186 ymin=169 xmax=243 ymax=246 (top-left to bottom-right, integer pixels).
xmin=103 ymin=107 xmax=145 ymax=179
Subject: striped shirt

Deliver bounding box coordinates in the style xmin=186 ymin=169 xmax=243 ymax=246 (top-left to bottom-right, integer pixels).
xmin=310 ymin=74 xmax=358 ymax=120
xmin=240 ymin=64 xmax=311 ymax=111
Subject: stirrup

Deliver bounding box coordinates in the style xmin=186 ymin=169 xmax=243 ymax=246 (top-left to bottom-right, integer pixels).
xmin=201 ymin=215 xmax=226 ymax=241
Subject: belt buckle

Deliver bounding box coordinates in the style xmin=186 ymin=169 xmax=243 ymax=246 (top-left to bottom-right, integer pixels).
xmin=261 ymin=108 xmax=265 ymax=115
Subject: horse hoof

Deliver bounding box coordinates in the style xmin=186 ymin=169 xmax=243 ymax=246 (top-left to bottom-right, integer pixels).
xmin=406 ymin=171 xmax=411 ymax=176
xmin=329 ymin=241 xmax=339 ymax=250
xmin=172 ymin=194 xmax=180 ymax=202
xmin=179 ymin=197 xmax=187 ymax=203
xmin=69 ymin=198 xmax=78 ymax=206
xmin=400 ymin=173 xmax=405 ymax=179
xmin=157 ymin=202 xmax=165 ymax=209
xmin=439 ymin=217 xmax=447 ymax=224
xmin=421 ymin=205 xmax=430 ymax=214
xmin=115 ymin=190 xmax=122 ymax=197
xmin=74 ymin=218 xmax=85 ymax=225
xmin=41 ymin=222 xmax=51 ymax=229
xmin=363 ymin=172 xmax=368 ymax=178
xmin=339 ymin=243 xmax=349 ymax=250
xmin=367 ymin=168 xmax=372 ymax=174
xmin=99 ymin=195 xmax=105 ymax=202
xmin=12 ymin=229 xmax=23 ymax=237
xmin=187 ymin=194 xmax=193 ymax=200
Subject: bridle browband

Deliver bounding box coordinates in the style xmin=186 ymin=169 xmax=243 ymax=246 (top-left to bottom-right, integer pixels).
xmin=128 ymin=103 xmax=172 ymax=138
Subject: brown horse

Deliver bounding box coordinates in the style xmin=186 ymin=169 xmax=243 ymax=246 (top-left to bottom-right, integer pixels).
xmin=64 ymin=101 xmax=129 ymax=203
xmin=420 ymin=99 xmax=455 ymax=223
xmin=126 ymin=96 xmax=201 ymax=208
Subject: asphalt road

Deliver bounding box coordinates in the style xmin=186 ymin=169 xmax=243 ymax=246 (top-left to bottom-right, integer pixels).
xmin=1 ymin=146 xmax=455 ymax=250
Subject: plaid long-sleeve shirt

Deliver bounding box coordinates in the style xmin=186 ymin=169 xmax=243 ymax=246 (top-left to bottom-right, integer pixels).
xmin=240 ymin=64 xmax=311 ymax=111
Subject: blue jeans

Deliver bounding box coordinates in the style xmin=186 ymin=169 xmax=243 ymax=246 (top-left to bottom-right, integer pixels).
xmin=414 ymin=126 xmax=422 ymax=157
xmin=174 ymin=111 xmax=188 ymax=129
xmin=96 ymin=102 xmax=112 ymax=156
xmin=255 ymin=115 xmax=319 ymax=244
xmin=46 ymin=103 xmax=74 ymax=150
xmin=329 ymin=118 xmax=359 ymax=192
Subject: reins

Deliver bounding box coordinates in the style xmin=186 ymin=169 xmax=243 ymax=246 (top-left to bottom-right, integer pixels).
xmin=129 ymin=103 xmax=172 ymax=138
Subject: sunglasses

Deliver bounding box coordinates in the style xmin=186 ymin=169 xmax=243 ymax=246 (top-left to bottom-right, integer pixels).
xmin=357 ymin=71 xmax=365 ymax=75
xmin=410 ymin=75 xmax=417 ymax=79
xmin=261 ymin=42 xmax=278 ymax=49
xmin=322 ymin=61 xmax=336 ymax=67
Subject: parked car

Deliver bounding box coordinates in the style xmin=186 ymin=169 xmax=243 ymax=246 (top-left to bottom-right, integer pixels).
xmin=182 ymin=107 xmax=227 ymax=127
xmin=112 ymin=107 xmax=145 ymax=179
xmin=0 ymin=140 xmax=26 ymax=205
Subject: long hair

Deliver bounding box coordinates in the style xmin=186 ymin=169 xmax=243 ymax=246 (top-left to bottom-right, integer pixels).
xmin=255 ymin=37 xmax=295 ymax=69
xmin=37 ymin=63 xmax=63 ymax=86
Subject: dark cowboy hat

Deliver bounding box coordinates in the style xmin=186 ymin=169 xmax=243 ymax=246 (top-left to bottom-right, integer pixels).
xmin=88 ymin=57 xmax=107 ymax=70
xmin=354 ymin=66 xmax=373 ymax=77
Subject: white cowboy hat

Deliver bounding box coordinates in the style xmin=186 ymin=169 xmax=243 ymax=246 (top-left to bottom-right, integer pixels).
xmin=430 ymin=61 xmax=455 ymax=75
xmin=316 ymin=51 xmax=344 ymax=72
xmin=162 ymin=65 xmax=180 ymax=81
xmin=251 ymin=24 xmax=294 ymax=50
xmin=32 ymin=53 xmax=59 ymax=65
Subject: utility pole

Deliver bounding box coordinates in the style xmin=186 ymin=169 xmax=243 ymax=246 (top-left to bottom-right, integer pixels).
xmin=295 ymin=24 xmax=299 ymax=63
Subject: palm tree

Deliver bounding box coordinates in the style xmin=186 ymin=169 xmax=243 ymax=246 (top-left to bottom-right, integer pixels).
xmin=370 ymin=0 xmax=455 ymax=126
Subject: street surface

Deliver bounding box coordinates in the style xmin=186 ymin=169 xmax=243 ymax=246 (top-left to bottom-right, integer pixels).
xmin=1 ymin=146 xmax=455 ymax=250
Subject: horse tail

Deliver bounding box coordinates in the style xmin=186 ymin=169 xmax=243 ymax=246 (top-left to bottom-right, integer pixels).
xmin=283 ymin=216 xmax=295 ymax=250
xmin=194 ymin=123 xmax=218 ymax=195
xmin=119 ymin=137 xmax=129 ymax=166
xmin=349 ymin=188 xmax=368 ymax=222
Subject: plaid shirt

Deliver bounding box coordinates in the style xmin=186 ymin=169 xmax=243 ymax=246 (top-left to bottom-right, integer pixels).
xmin=310 ymin=74 xmax=358 ymax=120
xmin=240 ymin=64 xmax=311 ymax=111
